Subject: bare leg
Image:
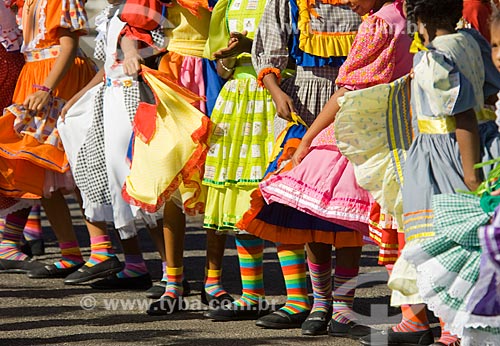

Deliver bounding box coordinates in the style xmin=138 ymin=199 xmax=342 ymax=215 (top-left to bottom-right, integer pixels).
xmin=41 ymin=190 xmax=77 ymax=243
xmin=206 ymin=228 xmax=226 ymax=270
xmin=335 ymin=246 xmax=362 ymax=269
xmin=164 ymin=201 xmax=185 ymax=268
xmin=306 ymin=242 xmax=332 ymax=264
xmin=148 ymin=220 xmax=166 ymax=261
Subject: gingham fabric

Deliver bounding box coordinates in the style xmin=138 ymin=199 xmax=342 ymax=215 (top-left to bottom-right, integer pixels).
xmin=432 ymin=193 xmax=491 ymax=247
xmin=251 ymin=0 xmax=292 ymax=76
xmin=404 ymin=192 xmax=492 ymax=338
xmin=74 ymin=85 xmax=111 ymax=204
xmin=74 ymin=83 xmax=139 ymax=205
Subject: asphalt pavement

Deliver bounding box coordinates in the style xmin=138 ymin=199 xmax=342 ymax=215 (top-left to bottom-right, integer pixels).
xmin=0 ymin=202 xmax=411 ymax=346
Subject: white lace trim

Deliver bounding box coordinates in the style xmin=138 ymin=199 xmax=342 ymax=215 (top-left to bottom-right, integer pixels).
xmin=22 ymin=0 xmax=48 ymax=53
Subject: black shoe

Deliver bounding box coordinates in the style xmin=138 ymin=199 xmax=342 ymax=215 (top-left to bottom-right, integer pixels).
xmin=90 ymin=273 xmax=152 ymax=290
xmin=207 ymin=301 xmax=272 ymax=321
xmin=27 ymin=262 xmax=84 ymax=278
xmin=301 ymin=307 xmax=333 ymax=336
xmin=201 ymin=290 xmax=234 ymax=308
xmin=359 ymin=328 xmax=434 ymax=346
xmin=146 ymin=296 xmax=186 ymax=315
xmin=21 ymin=239 xmax=45 ymax=257
xmin=256 ymin=309 xmax=310 ymax=329
xmin=145 ymin=279 xmax=191 ymax=299
xmin=328 ymin=319 xmax=374 ymax=339
xmin=64 ymin=256 xmax=122 ymax=285
xmin=0 ymin=257 xmax=45 ymax=273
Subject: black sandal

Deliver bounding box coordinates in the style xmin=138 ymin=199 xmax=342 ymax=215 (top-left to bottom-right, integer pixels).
xmin=255 ymin=309 xmax=310 ymax=329
xmin=27 ymin=262 xmax=84 ymax=279
xmin=301 ymin=307 xmax=332 ymax=336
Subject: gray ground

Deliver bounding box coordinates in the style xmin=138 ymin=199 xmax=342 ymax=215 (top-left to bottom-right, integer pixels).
xmin=0 ymin=201 xmax=422 ymax=346
xmin=0 ymin=3 xmax=437 ymax=345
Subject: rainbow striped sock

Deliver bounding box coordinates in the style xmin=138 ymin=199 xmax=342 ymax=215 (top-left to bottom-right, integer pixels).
xmin=308 ymin=259 xmax=332 ymax=314
xmin=437 ymin=319 xmax=460 ymax=345
xmin=23 ymin=205 xmax=43 ymax=241
xmin=204 ymin=268 xmax=227 ymax=297
xmin=331 ymin=266 xmax=358 ymax=324
xmin=277 ymin=243 xmax=310 ymax=314
xmin=117 ymin=254 xmax=148 ymax=278
xmin=0 ymin=214 xmax=28 ymax=261
xmin=233 ymin=237 xmax=265 ymax=307
xmin=85 ymin=235 xmax=114 ymax=267
xmin=392 ymin=304 xmax=430 ymax=332
xmin=54 ymin=241 xmax=84 ymax=269
xmin=162 ymin=266 xmax=184 ymax=299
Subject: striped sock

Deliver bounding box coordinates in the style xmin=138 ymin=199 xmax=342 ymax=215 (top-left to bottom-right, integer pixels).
xmin=437 ymin=319 xmax=460 ymax=345
xmin=85 ymin=235 xmax=114 ymax=267
xmin=204 ymin=268 xmax=228 ymax=297
xmin=277 ymin=243 xmax=310 ymax=314
xmin=331 ymin=266 xmax=359 ymax=324
xmin=162 ymin=266 xmax=184 ymax=299
xmin=392 ymin=304 xmax=430 ymax=332
xmin=308 ymin=259 xmax=332 ymax=314
xmin=232 ymin=238 xmax=265 ymax=307
xmin=116 ymin=254 xmax=148 ymax=278
xmin=54 ymin=241 xmax=84 ymax=269
xmin=23 ymin=205 xmax=43 ymax=241
xmin=0 ymin=214 xmax=28 ymax=260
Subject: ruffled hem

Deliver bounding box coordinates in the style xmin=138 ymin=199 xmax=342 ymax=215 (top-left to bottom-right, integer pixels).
xmin=0 ymin=197 xmax=35 ymax=217
xmin=237 ymin=188 xmax=364 ymax=246
xmin=123 ymin=68 xmax=209 ymax=215
xmin=404 ymin=242 xmax=483 ymax=337
xmin=260 ymin=173 xmax=371 ymax=234
xmin=243 ymin=217 xmax=363 ymax=246
xmin=123 ymin=117 xmax=209 ymax=215
xmin=296 ymin=0 xmax=356 ymax=58
xmin=0 ymin=112 xmax=69 ymax=173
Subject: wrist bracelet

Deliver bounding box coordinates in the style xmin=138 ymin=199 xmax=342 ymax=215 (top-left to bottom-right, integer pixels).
xmin=33 ymin=84 xmax=53 ymax=94
xmin=219 ymin=59 xmax=235 ymax=73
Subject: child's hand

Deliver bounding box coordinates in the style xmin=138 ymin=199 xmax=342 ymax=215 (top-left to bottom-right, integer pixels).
xmin=23 ymin=90 xmax=51 ymax=111
xmin=273 ymin=90 xmax=295 ymax=122
xmin=213 ymin=31 xmax=253 ymax=59
xmin=292 ymin=140 xmax=311 ymax=167
xmin=123 ymin=51 xmax=143 ymax=76
xmin=60 ymin=93 xmax=81 ymax=122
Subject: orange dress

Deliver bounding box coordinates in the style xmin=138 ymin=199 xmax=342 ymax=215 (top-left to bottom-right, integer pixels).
xmin=0 ymin=0 xmax=95 ymax=198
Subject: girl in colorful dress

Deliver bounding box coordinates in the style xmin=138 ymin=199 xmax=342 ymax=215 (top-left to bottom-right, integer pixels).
xmin=52 ymin=0 xmax=173 ymax=286
xmin=361 ymin=1 xmax=487 ymax=345
xmin=240 ymin=0 xmax=412 ymax=337
xmin=151 ymin=0 xmax=231 ymax=305
xmin=236 ymin=0 xmax=367 ymax=335
xmin=0 ymin=1 xmax=44 ymax=258
xmin=337 ymin=8 xmax=500 ymax=346
xmin=397 ymin=8 xmax=500 ymax=346
xmin=194 ymin=0 xmax=282 ymax=322
xmin=118 ymin=3 xmax=212 ymax=315
xmin=0 ymin=0 xmax=96 ymax=275
xmin=0 ymin=0 xmax=24 ymax=111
